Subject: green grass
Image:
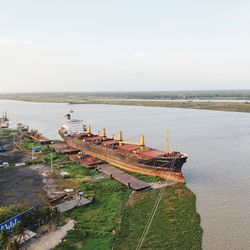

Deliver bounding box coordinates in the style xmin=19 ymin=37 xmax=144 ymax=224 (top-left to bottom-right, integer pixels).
xmin=63 ymin=162 xmax=96 ymax=178
xmin=114 ymin=184 xmax=202 ymax=250
xmin=0 ymin=205 xmax=24 ymax=223
xmin=54 ymin=182 xmax=202 ymax=250
xmin=20 ymin=139 xmax=43 ymax=150
xmin=54 ymin=179 xmax=131 ymax=250
xmin=0 ymin=128 xmax=12 ymax=136
xmin=123 ymin=170 xmax=163 ymax=183
xmin=14 ymin=140 xmax=202 ymax=249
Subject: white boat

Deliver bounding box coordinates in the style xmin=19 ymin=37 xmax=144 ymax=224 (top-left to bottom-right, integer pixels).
xmin=0 ymin=112 xmax=9 ymax=128
xmin=17 ymin=123 xmax=29 ymax=131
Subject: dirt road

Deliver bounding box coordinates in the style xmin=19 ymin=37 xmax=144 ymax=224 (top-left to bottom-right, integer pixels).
xmin=28 ymin=219 xmax=75 ymax=250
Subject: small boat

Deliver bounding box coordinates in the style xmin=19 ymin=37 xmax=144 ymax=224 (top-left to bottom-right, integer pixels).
xmin=0 ymin=112 xmax=9 ymax=128
xmin=17 ymin=123 xmax=29 ymax=131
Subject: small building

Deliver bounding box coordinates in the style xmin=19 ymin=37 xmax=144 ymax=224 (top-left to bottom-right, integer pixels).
xmin=59 ymin=171 xmax=70 ymax=178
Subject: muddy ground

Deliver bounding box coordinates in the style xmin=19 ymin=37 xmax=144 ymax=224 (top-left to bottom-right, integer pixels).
xmin=0 ymin=134 xmax=29 ymax=164
xmin=0 ymin=166 xmax=48 ymax=207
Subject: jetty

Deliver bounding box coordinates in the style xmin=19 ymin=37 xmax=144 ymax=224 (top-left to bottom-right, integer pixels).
xmin=97 ymin=164 xmax=150 ymax=191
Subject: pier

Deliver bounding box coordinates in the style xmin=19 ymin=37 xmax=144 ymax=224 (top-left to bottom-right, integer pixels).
xmin=97 ymin=164 xmax=150 ymax=191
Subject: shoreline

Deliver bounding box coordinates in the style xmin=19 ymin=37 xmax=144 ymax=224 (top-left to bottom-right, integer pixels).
xmin=1 ymin=96 xmax=250 ymax=113
xmin=0 ymin=129 xmax=203 ymax=249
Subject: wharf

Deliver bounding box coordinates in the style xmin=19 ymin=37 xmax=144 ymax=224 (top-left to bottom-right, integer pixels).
xmin=97 ymin=164 xmax=150 ymax=191
xmin=49 ymin=143 xmax=79 ymax=154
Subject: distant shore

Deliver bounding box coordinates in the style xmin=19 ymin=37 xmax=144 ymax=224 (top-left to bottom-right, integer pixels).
xmin=1 ymin=94 xmax=250 ymax=113
xmin=70 ymin=99 xmax=250 ymax=113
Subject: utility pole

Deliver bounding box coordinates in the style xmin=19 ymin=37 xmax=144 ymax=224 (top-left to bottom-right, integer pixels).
xmin=31 ymin=143 xmax=34 ymax=160
xmin=12 ymin=134 xmax=15 ymax=148
xmin=166 ymin=130 xmax=170 ymax=156
xmin=50 ymin=153 xmax=53 ymax=173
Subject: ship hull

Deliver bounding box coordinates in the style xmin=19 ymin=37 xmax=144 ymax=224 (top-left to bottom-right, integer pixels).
xmin=60 ymin=130 xmax=187 ymax=183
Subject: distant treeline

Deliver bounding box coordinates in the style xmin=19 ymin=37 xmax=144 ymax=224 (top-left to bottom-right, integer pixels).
xmin=2 ymin=90 xmax=250 ymax=100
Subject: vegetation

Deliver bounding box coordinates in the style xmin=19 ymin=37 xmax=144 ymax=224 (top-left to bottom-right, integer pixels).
xmin=114 ymin=185 xmax=202 ymax=250
xmin=0 ymin=128 xmax=13 ymax=136
xmin=0 ymin=205 xmax=58 ymax=249
xmin=55 ymin=179 xmax=130 ymax=250
xmin=2 ymin=89 xmax=250 ymax=101
xmin=1 ymin=136 xmax=202 ymax=249
xmin=1 ymin=91 xmax=250 ymax=112
xmin=18 ymin=139 xmax=41 ymax=150
xmin=123 ymin=169 xmax=163 ymax=183
xmin=0 ymin=205 xmax=24 ymax=223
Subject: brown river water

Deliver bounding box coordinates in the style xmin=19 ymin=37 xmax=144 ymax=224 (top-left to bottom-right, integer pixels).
xmin=1 ymin=100 xmax=250 ymax=250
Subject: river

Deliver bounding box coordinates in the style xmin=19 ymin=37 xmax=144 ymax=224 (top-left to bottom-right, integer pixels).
xmin=1 ymin=100 xmax=250 ymax=250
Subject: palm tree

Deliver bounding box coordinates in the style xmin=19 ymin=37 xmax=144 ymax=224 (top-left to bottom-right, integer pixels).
xmin=11 ymin=221 xmax=28 ymax=249
xmin=0 ymin=230 xmax=11 ymax=250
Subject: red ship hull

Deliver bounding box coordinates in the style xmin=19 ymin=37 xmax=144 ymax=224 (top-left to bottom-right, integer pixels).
xmin=59 ymin=128 xmax=188 ymax=183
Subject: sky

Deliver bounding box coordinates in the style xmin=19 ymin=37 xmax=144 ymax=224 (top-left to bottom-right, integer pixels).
xmin=0 ymin=0 xmax=250 ymax=93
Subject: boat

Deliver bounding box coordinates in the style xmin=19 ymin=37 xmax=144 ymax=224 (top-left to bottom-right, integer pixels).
xmin=59 ymin=111 xmax=188 ymax=183
xmin=27 ymin=129 xmax=52 ymax=144
xmin=17 ymin=123 xmax=29 ymax=131
xmin=0 ymin=112 xmax=9 ymax=128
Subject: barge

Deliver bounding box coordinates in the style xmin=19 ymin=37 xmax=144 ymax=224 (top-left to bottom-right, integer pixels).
xmin=59 ymin=112 xmax=188 ymax=183
xmin=27 ymin=129 xmax=52 ymax=144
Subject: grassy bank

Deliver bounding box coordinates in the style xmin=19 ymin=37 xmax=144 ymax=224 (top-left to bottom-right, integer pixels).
xmin=82 ymin=99 xmax=250 ymax=113
xmin=114 ymin=185 xmax=202 ymax=250
xmin=53 ymin=183 xmax=202 ymax=250
xmin=1 ymin=93 xmax=250 ymax=112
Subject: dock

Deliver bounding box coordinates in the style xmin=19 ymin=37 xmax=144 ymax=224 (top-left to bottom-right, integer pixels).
xmin=97 ymin=164 xmax=151 ymax=191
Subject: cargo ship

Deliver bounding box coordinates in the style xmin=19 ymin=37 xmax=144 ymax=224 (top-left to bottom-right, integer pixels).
xmin=59 ymin=112 xmax=188 ymax=183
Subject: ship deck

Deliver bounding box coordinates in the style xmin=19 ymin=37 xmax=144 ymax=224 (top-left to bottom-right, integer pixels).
xmin=49 ymin=143 xmax=80 ymax=154
xmin=28 ymin=135 xmax=51 ymax=144
xmin=97 ymin=164 xmax=151 ymax=191
xmin=69 ymin=132 xmax=167 ymax=161
xmin=68 ymin=154 xmax=103 ymax=168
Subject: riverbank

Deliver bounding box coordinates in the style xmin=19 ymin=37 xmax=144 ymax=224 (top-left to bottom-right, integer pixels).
xmin=1 ymin=94 xmax=250 ymax=113
xmin=0 ymin=130 xmax=202 ymax=249
xmin=72 ymin=99 xmax=250 ymax=113
xmin=28 ymin=139 xmax=202 ymax=249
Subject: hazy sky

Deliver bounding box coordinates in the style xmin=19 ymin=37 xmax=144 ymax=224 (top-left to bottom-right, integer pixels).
xmin=0 ymin=0 xmax=250 ymax=92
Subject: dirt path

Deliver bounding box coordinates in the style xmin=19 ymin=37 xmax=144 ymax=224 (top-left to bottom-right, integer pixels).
xmin=28 ymin=219 xmax=75 ymax=250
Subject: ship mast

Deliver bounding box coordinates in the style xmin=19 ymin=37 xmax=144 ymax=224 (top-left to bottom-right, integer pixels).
xmin=166 ymin=131 xmax=170 ymax=156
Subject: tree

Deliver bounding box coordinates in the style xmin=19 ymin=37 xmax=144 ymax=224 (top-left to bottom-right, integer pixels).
xmin=0 ymin=230 xmax=11 ymax=250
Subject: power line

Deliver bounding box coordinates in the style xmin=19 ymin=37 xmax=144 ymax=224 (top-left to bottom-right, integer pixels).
xmin=136 ymin=186 xmax=165 ymax=250
xmin=136 ymin=158 xmax=176 ymax=250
